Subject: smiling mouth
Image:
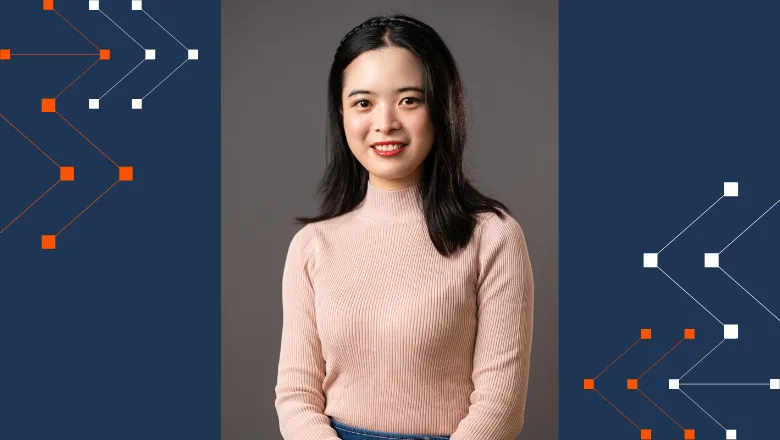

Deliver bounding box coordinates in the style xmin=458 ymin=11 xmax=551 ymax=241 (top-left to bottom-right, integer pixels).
xmin=371 ymin=143 xmax=408 ymax=151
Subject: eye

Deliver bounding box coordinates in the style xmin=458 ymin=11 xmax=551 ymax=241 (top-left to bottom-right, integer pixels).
xmin=401 ymin=97 xmax=421 ymax=105
xmin=353 ymin=99 xmax=371 ymax=108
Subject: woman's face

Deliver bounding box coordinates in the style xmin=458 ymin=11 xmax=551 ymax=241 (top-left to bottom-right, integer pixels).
xmin=341 ymin=46 xmax=435 ymax=190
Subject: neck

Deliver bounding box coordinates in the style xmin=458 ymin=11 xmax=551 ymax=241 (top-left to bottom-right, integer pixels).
xmin=354 ymin=179 xmax=425 ymax=222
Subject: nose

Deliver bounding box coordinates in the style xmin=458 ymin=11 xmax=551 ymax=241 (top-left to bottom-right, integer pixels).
xmin=373 ymin=103 xmax=401 ymax=133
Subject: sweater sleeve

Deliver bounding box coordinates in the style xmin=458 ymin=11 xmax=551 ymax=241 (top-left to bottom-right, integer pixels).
xmin=274 ymin=227 xmax=341 ymax=440
xmin=450 ymin=213 xmax=535 ymax=440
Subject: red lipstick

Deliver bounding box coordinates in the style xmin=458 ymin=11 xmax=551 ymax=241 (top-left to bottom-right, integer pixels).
xmin=370 ymin=140 xmax=408 ymax=157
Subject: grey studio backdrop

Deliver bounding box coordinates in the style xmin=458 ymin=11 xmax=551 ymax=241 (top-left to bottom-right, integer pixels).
xmin=222 ymin=1 xmax=558 ymax=439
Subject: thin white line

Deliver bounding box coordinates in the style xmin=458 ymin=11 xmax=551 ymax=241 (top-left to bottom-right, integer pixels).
xmin=721 ymin=198 xmax=780 ymax=253
xmin=720 ymin=267 xmax=780 ymax=323
xmin=142 ymin=10 xmax=188 ymax=50
xmin=678 ymin=389 xmax=726 ymax=431
xmin=100 ymin=10 xmax=145 ymax=50
xmin=679 ymin=339 xmax=725 ymax=380
xmin=142 ymin=60 xmax=188 ymax=100
xmin=657 ymin=267 xmax=724 ymax=325
xmin=659 ymin=195 xmax=723 ymax=254
xmin=100 ymin=59 xmax=146 ymax=99
xmin=681 ymin=383 xmax=768 ymax=386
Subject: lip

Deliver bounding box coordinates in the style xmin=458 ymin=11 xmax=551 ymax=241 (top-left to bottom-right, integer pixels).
xmin=372 ymin=145 xmax=406 ymax=157
xmin=371 ymin=140 xmax=407 ymax=147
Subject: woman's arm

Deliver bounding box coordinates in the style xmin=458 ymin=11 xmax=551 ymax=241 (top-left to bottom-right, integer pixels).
xmin=274 ymin=227 xmax=341 ymax=440
xmin=450 ymin=213 xmax=535 ymax=440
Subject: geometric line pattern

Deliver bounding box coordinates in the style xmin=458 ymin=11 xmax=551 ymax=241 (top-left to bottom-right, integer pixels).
xmin=2 ymin=0 xmax=200 ymax=249
xmin=2 ymin=0 xmax=131 ymax=249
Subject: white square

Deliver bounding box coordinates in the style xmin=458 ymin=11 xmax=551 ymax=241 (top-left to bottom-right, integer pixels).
xmin=643 ymin=253 xmax=658 ymax=268
xmin=726 ymin=430 xmax=737 ymax=439
xmin=145 ymin=49 xmax=156 ymax=60
xmin=771 ymin=379 xmax=780 ymax=389
xmin=188 ymin=49 xmax=199 ymax=60
xmin=705 ymin=253 xmax=719 ymax=268
xmin=724 ymin=182 xmax=738 ymax=197
xmin=669 ymin=379 xmax=679 ymax=390
xmin=132 ymin=99 xmax=143 ymax=110
xmin=724 ymin=324 xmax=738 ymax=339
xmin=89 ymin=0 xmax=100 ymax=10
xmin=132 ymin=0 xmax=142 ymax=10
xmin=89 ymin=99 xmax=99 ymax=109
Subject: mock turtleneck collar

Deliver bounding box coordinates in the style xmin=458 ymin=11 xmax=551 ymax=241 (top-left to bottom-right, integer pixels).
xmin=354 ymin=179 xmax=426 ymax=222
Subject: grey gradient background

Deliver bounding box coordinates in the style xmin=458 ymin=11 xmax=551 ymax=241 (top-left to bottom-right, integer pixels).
xmin=222 ymin=1 xmax=558 ymax=438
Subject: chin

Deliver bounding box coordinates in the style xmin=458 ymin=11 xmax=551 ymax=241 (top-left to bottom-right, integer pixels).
xmin=372 ymin=169 xmax=416 ymax=180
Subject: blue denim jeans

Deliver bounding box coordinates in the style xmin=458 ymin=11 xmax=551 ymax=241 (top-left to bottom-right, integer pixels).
xmin=328 ymin=416 xmax=451 ymax=440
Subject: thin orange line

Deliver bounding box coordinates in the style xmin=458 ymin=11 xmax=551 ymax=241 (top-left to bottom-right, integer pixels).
xmin=0 ymin=113 xmax=60 ymax=167
xmin=0 ymin=180 xmax=60 ymax=236
xmin=57 ymin=58 xmax=100 ymax=98
xmin=638 ymin=338 xmax=684 ymax=379
xmin=592 ymin=388 xmax=640 ymax=430
xmin=54 ymin=9 xmax=100 ymax=51
xmin=594 ymin=337 xmax=641 ymax=380
xmin=12 ymin=54 xmax=99 ymax=56
xmin=637 ymin=388 xmax=684 ymax=430
xmin=57 ymin=180 xmax=119 ymax=236
xmin=55 ymin=112 xmax=119 ymax=168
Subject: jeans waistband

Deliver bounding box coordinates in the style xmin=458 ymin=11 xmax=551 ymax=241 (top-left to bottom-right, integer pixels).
xmin=328 ymin=416 xmax=450 ymax=440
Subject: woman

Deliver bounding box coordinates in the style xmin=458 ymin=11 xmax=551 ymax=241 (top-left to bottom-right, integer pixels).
xmin=274 ymin=12 xmax=534 ymax=440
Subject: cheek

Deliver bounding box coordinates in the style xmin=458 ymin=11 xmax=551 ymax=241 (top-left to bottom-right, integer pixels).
xmin=344 ymin=114 xmax=370 ymax=138
xmin=406 ymin=112 xmax=435 ymax=139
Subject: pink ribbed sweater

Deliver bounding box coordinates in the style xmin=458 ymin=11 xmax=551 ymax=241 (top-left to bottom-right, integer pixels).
xmin=274 ymin=180 xmax=534 ymax=440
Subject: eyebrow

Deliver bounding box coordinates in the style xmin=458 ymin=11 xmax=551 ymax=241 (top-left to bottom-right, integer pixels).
xmin=347 ymin=86 xmax=424 ymax=98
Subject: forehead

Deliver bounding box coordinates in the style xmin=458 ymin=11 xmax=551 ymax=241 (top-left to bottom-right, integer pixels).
xmin=343 ymin=47 xmax=424 ymax=91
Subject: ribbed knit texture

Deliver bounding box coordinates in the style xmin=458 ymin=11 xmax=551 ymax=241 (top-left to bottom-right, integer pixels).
xmin=274 ymin=180 xmax=534 ymax=440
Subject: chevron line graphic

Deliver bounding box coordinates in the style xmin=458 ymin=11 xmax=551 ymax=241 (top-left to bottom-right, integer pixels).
xmin=0 ymin=114 xmax=63 ymax=238
xmin=132 ymin=0 xmax=199 ymax=109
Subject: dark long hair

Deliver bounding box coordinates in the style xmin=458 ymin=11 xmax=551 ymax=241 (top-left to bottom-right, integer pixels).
xmin=294 ymin=12 xmax=511 ymax=257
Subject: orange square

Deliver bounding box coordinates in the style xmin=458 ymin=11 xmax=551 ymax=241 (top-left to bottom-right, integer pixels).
xmin=42 ymin=235 xmax=56 ymax=250
xmin=119 ymin=166 xmax=133 ymax=181
xmin=684 ymin=429 xmax=695 ymax=439
xmin=43 ymin=0 xmax=54 ymax=10
xmin=684 ymin=329 xmax=696 ymax=340
xmin=627 ymin=379 xmax=638 ymax=390
xmin=583 ymin=379 xmax=594 ymax=390
xmin=0 ymin=49 xmax=10 ymax=60
xmin=42 ymin=98 xmax=56 ymax=113
xmin=640 ymin=429 xmax=652 ymax=440
xmin=100 ymin=49 xmax=110 ymax=60
xmin=641 ymin=328 xmax=652 ymax=340
xmin=60 ymin=166 xmax=74 ymax=181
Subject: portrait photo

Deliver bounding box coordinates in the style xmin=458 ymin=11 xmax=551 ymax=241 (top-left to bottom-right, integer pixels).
xmin=222 ymin=1 xmax=558 ymax=439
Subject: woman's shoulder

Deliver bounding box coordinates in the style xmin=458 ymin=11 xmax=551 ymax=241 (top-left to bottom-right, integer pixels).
xmin=288 ymin=222 xmax=315 ymax=248
xmin=476 ymin=207 xmax=525 ymax=235
xmin=473 ymin=207 xmax=528 ymax=250
xmin=286 ymin=213 xmax=354 ymax=254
